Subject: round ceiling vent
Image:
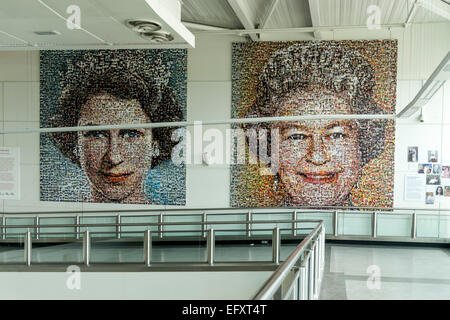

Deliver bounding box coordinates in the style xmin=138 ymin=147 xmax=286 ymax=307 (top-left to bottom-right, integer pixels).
xmin=140 ymin=31 xmax=174 ymax=43
xmin=125 ymin=19 xmax=161 ymax=33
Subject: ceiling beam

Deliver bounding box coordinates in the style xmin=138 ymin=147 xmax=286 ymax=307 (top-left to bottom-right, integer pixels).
xmin=308 ymin=0 xmax=324 ymax=39
xmin=397 ymin=50 xmax=450 ymax=118
xmin=190 ymin=23 xmax=405 ymax=36
xmin=226 ymin=0 xmax=258 ymax=41
xmin=405 ymin=0 xmax=420 ymax=27
xmin=182 ymin=21 xmax=231 ymax=31
xmin=260 ymin=0 xmax=280 ymax=29
xmin=417 ymin=0 xmax=450 ymax=20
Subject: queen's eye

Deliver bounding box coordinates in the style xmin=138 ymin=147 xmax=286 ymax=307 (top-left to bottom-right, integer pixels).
xmin=287 ymin=133 xmax=309 ymax=140
xmin=328 ymin=132 xmax=346 ymax=139
xmin=121 ymin=129 xmax=142 ymax=138
xmin=83 ymin=130 xmax=107 ymax=138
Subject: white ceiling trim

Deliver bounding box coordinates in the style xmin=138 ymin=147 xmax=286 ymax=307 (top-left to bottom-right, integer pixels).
xmin=0 ymin=42 xmax=194 ymax=50
xmin=192 ymin=23 xmax=406 ymax=36
xmin=182 ymin=21 xmax=231 ymax=31
xmin=0 ymin=30 xmax=31 ymax=46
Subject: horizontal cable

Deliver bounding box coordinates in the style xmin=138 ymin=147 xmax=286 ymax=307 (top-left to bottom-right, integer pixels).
xmin=0 ymin=114 xmax=396 ymax=135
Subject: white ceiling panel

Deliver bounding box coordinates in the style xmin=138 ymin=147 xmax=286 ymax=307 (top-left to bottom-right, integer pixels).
xmin=316 ymin=0 xmax=411 ymax=26
xmin=0 ymin=19 xmax=101 ymax=45
xmin=265 ymin=0 xmax=311 ymax=28
xmin=181 ymin=0 xmax=243 ymax=29
xmin=0 ymin=32 xmax=28 ymax=46
xmin=0 ymin=0 xmax=195 ymax=49
xmin=413 ymin=1 xmax=450 ymax=23
xmin=0 ymin=0 xmax=448 ymax=48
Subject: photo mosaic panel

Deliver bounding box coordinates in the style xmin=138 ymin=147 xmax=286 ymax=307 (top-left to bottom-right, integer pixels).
xmin=231 ymin=40 xmax=397 ymax=208
xmin=40 ymin=49 xmax=187 ymax=205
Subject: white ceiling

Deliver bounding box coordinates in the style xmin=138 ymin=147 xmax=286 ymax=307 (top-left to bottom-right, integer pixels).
xmin=0 ymin=0 xmax=194 ymax=49
xmin=0 ymin=0 xmax=449 ymax=49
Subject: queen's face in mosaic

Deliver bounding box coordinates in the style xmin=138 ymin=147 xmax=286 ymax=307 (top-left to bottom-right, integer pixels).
xmin=241 ymin=42 xmax=388 ymax=208
xmin=77 ymin=93 xmax=158 ymax=203
xmin=275 ymin=85 xmax=362 ymax=206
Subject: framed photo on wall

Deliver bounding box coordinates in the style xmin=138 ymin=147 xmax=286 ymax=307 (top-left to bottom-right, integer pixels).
xmin=408 ymin=146 xmax=418 ymax=162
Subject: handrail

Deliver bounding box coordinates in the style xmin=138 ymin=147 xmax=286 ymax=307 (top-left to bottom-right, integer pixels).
xmin=1 ymin=205 xmax=450 ymax=215
xmin=0 ymin=207 xmax=447 ymax=245
xmin=1 ymin=216 xmax=324 ymax=275
xmin=3 ymin=227 xmax=316 ymax=237
xmin=0 ymin=218 xmax=321 ymax=230
xmin=253 ymin=222 xmax=324 ymax=300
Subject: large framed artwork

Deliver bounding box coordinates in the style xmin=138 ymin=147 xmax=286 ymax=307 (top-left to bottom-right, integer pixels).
xmin=231 ymin=40 xmax=397 ymax=208
xmin=40 ymin=49 xmax=186 ymax=205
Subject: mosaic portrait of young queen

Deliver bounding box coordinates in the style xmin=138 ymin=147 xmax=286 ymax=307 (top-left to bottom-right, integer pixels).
xmin=40 ymin=49 xmax=186 ymax=205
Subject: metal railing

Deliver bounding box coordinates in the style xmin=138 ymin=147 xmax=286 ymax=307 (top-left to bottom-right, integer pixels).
xmin=1 ymin=205 xmax=447 ymax=300
xmin=253 ymin=222 xmax=325 ymax=300
xmin=0 ymin=206 xmax=448 ymax=244
xmin=3 ymin=215 xmax=326 ymax=300
xmin=3 ymin=218 xmax=323 ymax=267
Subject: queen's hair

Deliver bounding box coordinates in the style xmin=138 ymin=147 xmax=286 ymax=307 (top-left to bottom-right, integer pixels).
xmin=244 ymin=42 xmax=387 ymax=166
xmin=49 ymin=50 xmax=183 ymax=168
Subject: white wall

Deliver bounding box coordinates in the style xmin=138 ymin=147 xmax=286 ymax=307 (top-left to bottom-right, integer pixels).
xmin=0 ymin=271 xmax=272 ymax=299
xmin=0 ymin=23 xmax=450 ymax=213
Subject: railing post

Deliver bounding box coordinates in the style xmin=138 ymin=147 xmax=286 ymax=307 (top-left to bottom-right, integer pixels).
xmin=308 ymin=253 xmax=314 ymax=300
xmin=35 ymin=216 xmax=39 ymax=240
xmin=372 ymin=211 xmax=378 ymax=238
xmin=412 ymin=211 xmax=417 ymax=239
xmin=272 ymin=227 xmax=280 ymax=264
xmin=273 ymin=287 xmax=282 ymax=300
xmin=316 ymin=238 xmax=322 ymax=279
xmin=144 ymin=230 xmax=152 ymax=266
xmin=24 ymin=231 xmax=32 ymax=266
xmin=247 ymin=210 xmax=252 ymax=237
xmin=298 ymin=266 xmax=307 ymax=300
xmin=75 ymin=216 xmax=80 ymax=240
xmin=158 ymin=212 xmax=163 ymax=239
xmin=202 ymin=211 xmax=207 ymax=238
xmin=314 ymin=240 xmax=319 ymax=297
xmin=116 ymin=215 xmax=121 ymax=239
xmin=321 ymin=228 xmax=325 ymax=273
xmin=333 ymin=210 xmax=338 ymax=237
xmin=292 ymin=210 xmax=297 ymax=236
xmin=207 ymin=229 xmax=215 ymax=265
xmin=83 ymin=230 xmax=91 ymax=266
xmin=2 ymin=216 xmax=6 ymax=240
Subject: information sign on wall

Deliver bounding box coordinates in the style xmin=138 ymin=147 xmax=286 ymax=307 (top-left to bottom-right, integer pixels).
xmin=0 ymin=148 xmax=20 ymax=200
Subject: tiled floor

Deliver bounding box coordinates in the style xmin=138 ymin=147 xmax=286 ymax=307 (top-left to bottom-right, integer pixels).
xmin=320 ymin=243 xmax=450 ymax=300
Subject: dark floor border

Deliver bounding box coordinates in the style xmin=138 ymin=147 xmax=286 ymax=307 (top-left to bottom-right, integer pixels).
xmin=0 ymin=238 xmax=448 ymax=248
xmin=325 ymin=239 xmax=450 ymax=248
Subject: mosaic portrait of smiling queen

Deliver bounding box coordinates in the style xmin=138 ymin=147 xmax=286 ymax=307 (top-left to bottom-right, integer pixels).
xmin=40 ymin=49 xmax=186 ymax=205
xmin=231 ymin=41 xmax=396 ymax=208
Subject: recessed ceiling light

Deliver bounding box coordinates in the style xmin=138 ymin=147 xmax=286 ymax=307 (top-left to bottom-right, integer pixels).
xmin=34 ymin=30 xmax=61 ymax=36
xmin=139 ymin=31 xmax=174 ymax=43
xmin=125 ymin=19 xmax=161 ymax=33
